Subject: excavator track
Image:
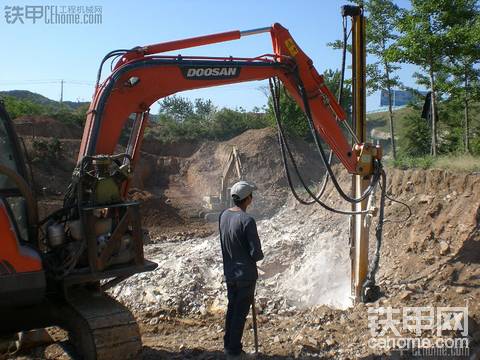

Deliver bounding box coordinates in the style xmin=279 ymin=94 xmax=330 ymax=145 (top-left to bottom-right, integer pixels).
xmin=61 ymin=288 xmax=142 ymax=360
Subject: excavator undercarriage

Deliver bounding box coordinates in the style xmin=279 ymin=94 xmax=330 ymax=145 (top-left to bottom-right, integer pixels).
xmin=1 ymin=289 xmax=142 ymax=359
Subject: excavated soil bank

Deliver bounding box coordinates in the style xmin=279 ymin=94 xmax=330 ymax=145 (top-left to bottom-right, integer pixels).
xmin=115 ymin=166 xmax=480 ymax=359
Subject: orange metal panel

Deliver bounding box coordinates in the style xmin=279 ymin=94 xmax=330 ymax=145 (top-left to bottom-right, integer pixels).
xmin=0 ymin=202 xmax=42 ymax=273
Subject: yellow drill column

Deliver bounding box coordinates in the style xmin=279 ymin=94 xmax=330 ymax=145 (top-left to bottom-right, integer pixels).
xmin=349 ymin=7 xmax=369 ymax=303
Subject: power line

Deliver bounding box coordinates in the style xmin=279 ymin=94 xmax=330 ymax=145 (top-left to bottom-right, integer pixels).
xmin=0 ymin=79 xmax=94 ymax=86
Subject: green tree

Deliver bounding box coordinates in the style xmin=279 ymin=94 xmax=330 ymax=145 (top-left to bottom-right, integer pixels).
xmin=361 ymin=0 xmax=402 ymax=159
xmin=2 ymin=95 xmax=89 ymax=126
xmin=442 ymin=1 xmax=480 ymax=153
xmin=266 ymin=69 xmax=352 ymax=138
xmin=436 ymin=100 xmax=465 ymax=154
xmin=393 ymin=0 xmax=462 ymax=156
xmin=2 ymin=96 xmax=46 ymax=119
xmin=266 ymin=83 xmax=308 ymax=138
xmin=194 ymin=98 xmax=216 ymax=118
xmin=328 ymin=1 xmax=401 ymax=158
xmin=157 ymin=95 xmax=195 ymax=123
xmin=398 ymin=113 xmax=431 ymax=157
xmin=154 ymin=95 xmax=269 ymax=143
xmin=210 ymin=107 xmax=268 ymax=140
xmin=47 ymin=104 xmax=88 ymax=126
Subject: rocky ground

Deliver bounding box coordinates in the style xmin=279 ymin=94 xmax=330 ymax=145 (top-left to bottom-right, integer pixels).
xmin=8 ymin=119 xmax=480 ymax=359
xmin=115 ymin=167 xmax=480 ymax=360
xmin=13 ymin=166 xmax=479 ymax=360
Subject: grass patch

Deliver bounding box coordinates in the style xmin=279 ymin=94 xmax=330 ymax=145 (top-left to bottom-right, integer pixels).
xmin=434 ymin=154 xmax=480 ymax=172
xmin=389 ymin=154 xmax=480 ymax=172
xmin=390 ymin=156 xmax=434 ymax=170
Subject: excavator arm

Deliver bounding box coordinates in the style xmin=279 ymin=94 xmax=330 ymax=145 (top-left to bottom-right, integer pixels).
xmin=220 ymin=146 xmax=243 ymax=206
xmin=79 ymin=23 xmax=381 ymax=189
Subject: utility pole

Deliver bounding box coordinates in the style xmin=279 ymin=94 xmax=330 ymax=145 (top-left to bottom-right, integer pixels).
xmin=60 ymin=79 xmax=64 ymax=104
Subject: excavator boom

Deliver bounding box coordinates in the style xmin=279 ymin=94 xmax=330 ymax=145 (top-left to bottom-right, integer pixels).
xmin=79 ymin=23 xmax=378 ymax=185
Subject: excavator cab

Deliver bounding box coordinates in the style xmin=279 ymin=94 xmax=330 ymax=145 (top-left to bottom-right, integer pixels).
xmin=0 ymin=100 xmax=45 ymax=308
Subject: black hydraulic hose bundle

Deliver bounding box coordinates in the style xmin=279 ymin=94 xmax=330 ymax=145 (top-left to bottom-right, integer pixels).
xmin=269 ymin=76 xmax=378 ymax=215
xmin=96 ymin=49 xmax=131 ymax=87
xmin=362 ymin=169 xmax=386 ymax=296
xmin=338 ymin=16 xmax=349 ymax=113
xmin=278 ymin=86 xmax=332 ymax=205
xmin=297 ymin=15 xmax=349 ymax=205
xmin=295 ymin=74 xmax=382 ymax=203
xmin=269 ymin=73 xmax=388 ymax=299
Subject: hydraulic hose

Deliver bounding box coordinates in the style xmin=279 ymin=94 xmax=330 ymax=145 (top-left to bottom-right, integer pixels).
xmin=269 ymin=78 xmax=374 ymax=215
xmin=362 ymin=168 xmax=387 ymax=298
xmin=381 ymin=182 xmax=413 ymax=224
xmin=96 ymin=49 xmax=131 ymax=86
xmin=282 ymin=86 xmax=334 ymax=204
xmin=338 ymin=16 xmax=348 ymax=111
xmin=294 ymin=73 xmax=382 ymax=204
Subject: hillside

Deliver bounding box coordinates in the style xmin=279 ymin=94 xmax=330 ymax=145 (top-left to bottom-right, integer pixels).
xmin=367 ymin=107 xmax=413 ymax=134
xmin=0 ymin=90 xmax=89 ymax=110
xmin=366 ymin=107 xmax=413 ymax=155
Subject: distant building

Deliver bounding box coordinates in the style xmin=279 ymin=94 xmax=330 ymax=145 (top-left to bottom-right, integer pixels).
xmin=380 ymin=89 xmax=428 ymax=107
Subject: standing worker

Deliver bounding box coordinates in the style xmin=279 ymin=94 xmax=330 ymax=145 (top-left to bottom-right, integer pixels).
xmin=219 ymin=181 xmax=264 ymax=359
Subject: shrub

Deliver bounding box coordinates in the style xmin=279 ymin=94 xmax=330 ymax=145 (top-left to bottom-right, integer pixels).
xmin=32 ymin=137 xmax=63 ymax=161
xmin=398 ymin=113 xmax=431 ymax=157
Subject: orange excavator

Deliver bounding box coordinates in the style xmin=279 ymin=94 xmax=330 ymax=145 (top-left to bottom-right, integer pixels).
xmin=0 ymin=6 xmax=382 ymax=359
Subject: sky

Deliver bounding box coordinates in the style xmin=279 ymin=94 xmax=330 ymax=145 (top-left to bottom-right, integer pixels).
xmin=0 ymin=0 xmax=420 ymax=113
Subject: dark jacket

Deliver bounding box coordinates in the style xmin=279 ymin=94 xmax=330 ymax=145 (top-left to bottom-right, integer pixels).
xmin=219 ymin=209 xmax=264 ymax=282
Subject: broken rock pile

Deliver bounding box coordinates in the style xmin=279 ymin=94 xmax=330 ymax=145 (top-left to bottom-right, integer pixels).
xmin=111 ymin=196 xmax=352 ymax=316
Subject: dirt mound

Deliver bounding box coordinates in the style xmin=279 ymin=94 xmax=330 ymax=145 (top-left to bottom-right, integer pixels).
xmin=185 ymin=128 xmax=325 ymax=216
xmin=14 ymin=116 xmax=83 ymax=139
xmin=375 ymin=168 xmax=480 ymax=318
xmin=20 ymin=137 xmax=79 ymax=195
xmin=142 ymin=138 xmax=199 ymax=158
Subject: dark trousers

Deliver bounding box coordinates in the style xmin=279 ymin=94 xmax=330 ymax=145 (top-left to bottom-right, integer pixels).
xmin=224 ymin=281 xmax=256 ymax=355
